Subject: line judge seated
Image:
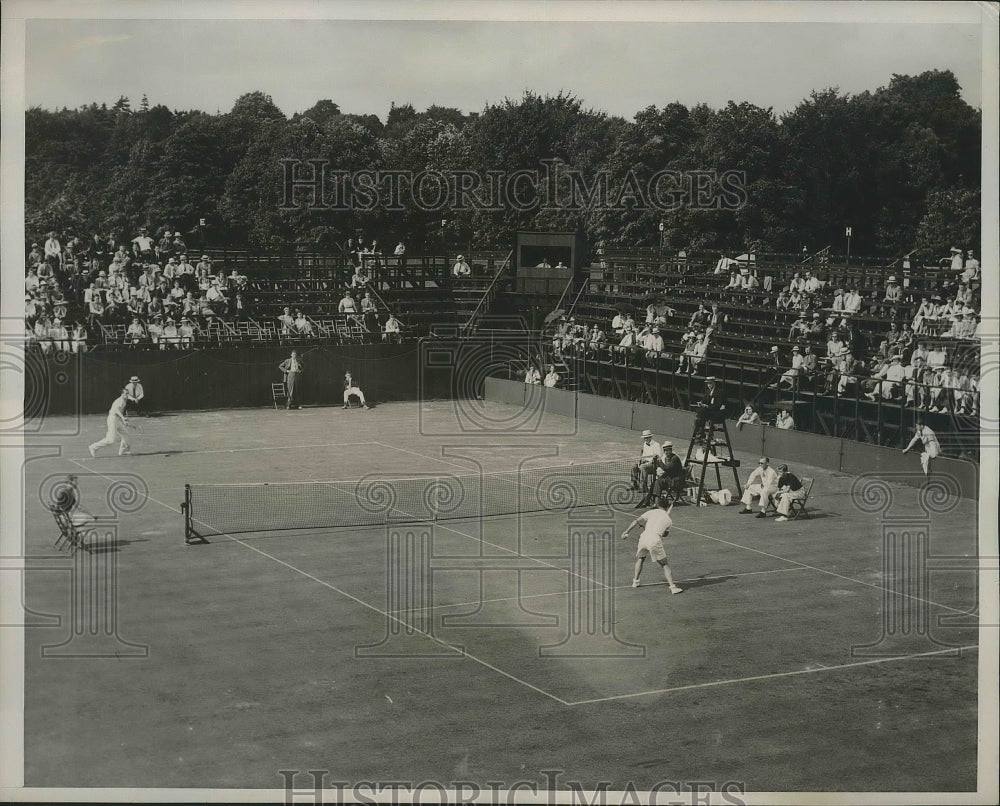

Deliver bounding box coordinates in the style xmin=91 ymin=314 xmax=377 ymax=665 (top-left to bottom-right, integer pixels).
xmin=638 ymin=441 xmax=687 ymax=508
xmin=630 ymin=429 xmax=664 ymax=493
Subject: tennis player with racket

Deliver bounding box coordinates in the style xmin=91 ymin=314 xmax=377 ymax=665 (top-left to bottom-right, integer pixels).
xmin=88 ymin=388 xmax=132 ymax=457
xmin=621 ymin=497 xmax=683 ymax=593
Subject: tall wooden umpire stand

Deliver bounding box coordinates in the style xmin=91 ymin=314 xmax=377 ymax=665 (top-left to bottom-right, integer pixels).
xmin=684 ymin=378 xmax=743 ymax=503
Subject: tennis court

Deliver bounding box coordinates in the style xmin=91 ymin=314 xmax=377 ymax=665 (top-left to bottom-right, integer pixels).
xmin=22 ymin=399 xmax=980 ymax=792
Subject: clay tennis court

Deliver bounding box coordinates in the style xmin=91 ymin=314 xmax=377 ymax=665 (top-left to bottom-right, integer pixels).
xmin=23 ymin=398 xmax=979 ymax=792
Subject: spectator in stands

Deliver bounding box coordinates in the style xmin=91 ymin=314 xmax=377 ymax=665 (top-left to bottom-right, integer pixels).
xmin=800 ymin=345 xmax=818 ymax=379
xmin=161 ymin=318 xmax=179 ymax=349
xmin=196 ymin=254 xmax=213 ymax=275
xmin=338 ymin=290 xmax=358 ymax=314
xmin=393 ymin=241 xmax=406 ymax=257
xmin=70 ymin=321 xmax=88 ymax=353
xmin=178 ymin=317 xmax=197 ymax=348
xmin=206 ymin=279 xmax=228 ymax=314
xmin=740 ymin=270 xmax=759 ymax=291
xmin=172 ymin=231 xmax=187 ymax=255
xmin=617 ymin=324 xmax=640 ymax=356
xmin=927 ymin=343 xmax=947 ymax=369
xmin=44 ymin=231 xmax=63 ymax=278
xmin=583 ymin=323 xmax=603 ymax=355
xmin=788 ymin=313 xmax=810 ymax=341
xmin=147 ymin=293 xmax=164 ymax=320
xmin=145 ymin=314 xmax=162 ymax=347
xmin=689 ymin=304 xmax=709 ymax=329
xmin=724 ymin=271 xmax=740 ymax=290
xmin=904 ymin=355 xmax=930 ymax=409
xmin=737 ymin=405 xmax=761 ymax=430
xmin=689 ymin=329 xmax=710 ymax=373
xmin=278 ymin=306 xmax=295 ymax=335
xmin=947 ymin=246 xmax=963 ymax=272
xmin=157 ymin=230 xmax=175 ymax=262
xmin=714 ymin=253 xmax=738 ymax=274
xmin=643 ymin=327 xmax=664 ymax=361
xmin=453 ymin=255 xmax=472 ymax=277
xmin=383 ymin=312 xmax=403 ymax=343
xmin=911 ymin=296 xmax=935 ymax=335
xmin=126 ymin=316 xmax=146 ymax=346
xmin=788 ymin=272 xmax=804 ymax=294
xmin=779 ymin=345 xmax=804 ymax=389
xmin=803 ymin=271 xmax=822 ymax=294
xmin=808 ymin=312 xmax=825 ymax=338
xmin=350 ymin=263 xmax=371 ymax=289
xmin=294 ymin=311 xmax=313 ymax=336
xmin=775 ymin=408 xmax=795 ymax=430
xmin=28 ymin=242 xmax=44 ymax=268
xmin=774 ymin=288 xmax=791 ymax=310
xmin=866 ymin=354 xmax=905 ymax=400
xmin=543 ymin=365 xmax=559 ymax=387
xmin=25 ymin=267 xmax=40 ymax=295
xmin=949 ymin=311 xmax=976 ymax=339
xmin=87 ymin=290 xmax=106 ymax=329
xmin=524 ymin=364 xmax=541 ymax=384
xmin=361 ymin=290 xmax=379 ymax=333
xmin=962 ymin=250 xmax=980 ymax=284
xmin=708 ymin=304 xmax=727 ymax=332
xmin=842 ymin=285 xmax=863 ymax=313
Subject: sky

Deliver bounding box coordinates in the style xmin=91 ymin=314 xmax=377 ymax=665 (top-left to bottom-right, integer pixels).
xmin=21 ymin=9 xmax=986 ymax=121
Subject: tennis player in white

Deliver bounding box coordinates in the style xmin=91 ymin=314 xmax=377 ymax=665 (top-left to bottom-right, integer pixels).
xmin=343 ymin=371 xmax=370 ymax=409
xmin=88 ymin=388 xmax=131 ymax=457
xmin=621 ymin=497 xmax=683 ymax=593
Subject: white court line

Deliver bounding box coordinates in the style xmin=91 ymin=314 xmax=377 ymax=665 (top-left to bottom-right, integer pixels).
xmin=564 ymin=645 xmax=979 ymax=706
xmin=606 ymin=509 xmax=976 ymax=617
xmin=65 ymin=458 xmax=572 ymax=705
xmin=389 ymin=566 xmax=811 ymax=615
xmin=372 ymin=441 xmax=469 ymax=470
xmin=73 ymin=440 xmax=376 ymax=461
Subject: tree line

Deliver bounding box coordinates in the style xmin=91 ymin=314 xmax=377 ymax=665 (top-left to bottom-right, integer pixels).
xmin=25 ymin=70 xmax=981 ymax=259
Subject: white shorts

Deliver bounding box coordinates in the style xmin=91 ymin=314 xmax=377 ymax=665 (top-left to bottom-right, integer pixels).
xmin=636 ymin=532 xmax=667 ymax=562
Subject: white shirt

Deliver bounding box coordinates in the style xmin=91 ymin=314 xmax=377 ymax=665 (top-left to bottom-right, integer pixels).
xmin=639 ymin=509 xmax=673 ymax=540
xmin=917 ymin=425 xmax=941 ymax=458
xmin=108 ymin=396 xmax=127 ymax=427
xmin=525 ymin=368 xmax=541 ymax=384
xmin=639 ymin=440 xmax=664 ymax=465
xmin=776 ymin=414 xmax=795 ymax=430
xmin=747 ymin=465 xmax=779 ymax=489
xmin=543 ymin=371 xmax=559 ymax=387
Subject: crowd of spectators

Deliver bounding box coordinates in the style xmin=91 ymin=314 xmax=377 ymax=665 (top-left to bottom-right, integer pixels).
xmin=542 ymin=246 xmax=982 ymax=417
xmin=24 ymin=229 xmax=419 ymax=351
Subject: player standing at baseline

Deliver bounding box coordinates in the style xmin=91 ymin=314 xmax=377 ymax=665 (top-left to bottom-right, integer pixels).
xmin=88 ymin=388 xmax=131 ymax=457
xmin=621 ymin=497 xmax=683 ymax=594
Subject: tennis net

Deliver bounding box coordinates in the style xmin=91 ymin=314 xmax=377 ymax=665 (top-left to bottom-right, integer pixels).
xmin=182 ymin=458 xmax=635 ymax=543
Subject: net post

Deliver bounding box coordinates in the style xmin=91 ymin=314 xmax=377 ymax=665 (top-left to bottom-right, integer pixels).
xmin=182 ymin=484 xmax=205 ymax=545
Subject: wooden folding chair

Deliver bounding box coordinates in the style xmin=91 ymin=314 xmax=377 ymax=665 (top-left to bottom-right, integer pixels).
xmin=271 ymin=382 xmax=287 ymax=410
xmin=51 ymin=508 xmax=85 ymax=553
xmin=788 ymin=477 xmax=814 ymax=520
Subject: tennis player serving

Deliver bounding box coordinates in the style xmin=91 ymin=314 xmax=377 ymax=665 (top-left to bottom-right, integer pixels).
xmin=621 ymin=497 xmax=683 ymax=593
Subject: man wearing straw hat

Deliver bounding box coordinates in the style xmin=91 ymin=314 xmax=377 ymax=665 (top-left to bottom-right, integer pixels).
xmin=124 ymin=375 xmax=145 ymax=417
xmin=630 ymin=429 xmax=664 ymax=494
